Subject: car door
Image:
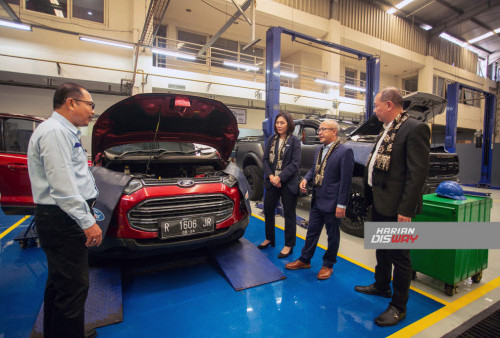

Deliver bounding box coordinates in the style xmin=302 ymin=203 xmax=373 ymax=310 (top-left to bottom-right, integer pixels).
xmin=0 ymin=116 xmax=40 ymax=214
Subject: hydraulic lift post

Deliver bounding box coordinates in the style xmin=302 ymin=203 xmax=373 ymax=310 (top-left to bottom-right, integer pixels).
xmin=445 ymin=82 xmax=496 ymax=187
xmin=264 ymin=26 xmax=380 ymax=140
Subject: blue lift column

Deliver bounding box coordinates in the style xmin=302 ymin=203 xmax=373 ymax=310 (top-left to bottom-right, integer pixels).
xmin=445 ymin=82 xmax=496 ymax=187
xmin=264 ymin=27 xmax=283 ymax=141
xmin=445 ymin=82 xmax=459 ymax=153
xmin=365 ymin=57 xmax=380 ymax=120
xmin=264 ymin=26 xmax=379 ymax=139
xmin=478 ymin=92 xmax=496 ymax=186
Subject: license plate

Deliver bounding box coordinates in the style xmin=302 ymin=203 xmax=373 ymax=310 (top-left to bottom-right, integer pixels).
xmin=159 ymin=215 xmax=215 ymax=239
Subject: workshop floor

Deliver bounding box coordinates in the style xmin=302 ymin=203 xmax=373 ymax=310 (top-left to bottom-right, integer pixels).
xmin=0 ymin=186 xmax=498 ymax=337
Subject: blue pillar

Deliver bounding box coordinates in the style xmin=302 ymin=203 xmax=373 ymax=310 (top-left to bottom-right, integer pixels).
xmin=264 ymin=27 xmax=283 ymax=141
xmin=365 ymin=57 xmax=380 ymax=120
xmin=445 ymin=82 xmax=459 ymax=153
xmin=478 ymin=93 xmax=496 ymax=186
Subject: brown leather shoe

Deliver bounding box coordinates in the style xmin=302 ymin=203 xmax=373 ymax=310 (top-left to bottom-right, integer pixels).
xmin=285 ymin=260 xmax=311 ymax=270
xmin=317 ymin=267 xmax=333 ymax=280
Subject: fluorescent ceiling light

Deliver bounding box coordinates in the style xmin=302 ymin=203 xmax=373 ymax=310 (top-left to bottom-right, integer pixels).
xmin=315 ymin=78 xmax=340 ymax=87
xmin=495 ymin=27 xmax=500 ymax=34
xmin=468 ymin=31 xmax=494 ymax=44
xmin=420 ymin=24 xmax=432 ymax=31
xmin=395 ymin=0 xmax=415 ymax=9
xmin=439 ymin=32 xmax=467 ymax=48
xmin=80 ymin=36 xmax=134 ymax=49
xmin=280 ymin=71 xmax=298 ymax=79
xmin=0 ymin=19 xmax=32 ymax=31
xmin=223 ymin=61 xmax=259 ymax=71
xmin=151 ymin=48 xmax=196 ymax=60
xmin=344 ymin=84 xmax=366 ymax=92
xmin=387 ymin=8 xmax=397 ymax=14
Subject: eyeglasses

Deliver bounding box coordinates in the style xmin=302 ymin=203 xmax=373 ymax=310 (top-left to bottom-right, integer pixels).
xmin=317 ymin=128 xmax=334 ymax=134
xmin=71 ymin=98 xmax=95 ymax=110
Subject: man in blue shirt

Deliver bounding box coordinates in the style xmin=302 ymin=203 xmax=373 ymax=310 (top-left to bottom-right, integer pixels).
xmin=28 ymin=82 xmax=101 ymax=338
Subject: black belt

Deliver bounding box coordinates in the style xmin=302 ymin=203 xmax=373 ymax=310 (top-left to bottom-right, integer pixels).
xmin=36 ymin=199 xmax=96 ymax=210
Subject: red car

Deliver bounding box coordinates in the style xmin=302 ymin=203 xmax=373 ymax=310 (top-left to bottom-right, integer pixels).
xmin=90 ymin=94 xmax=250 ymax=257
xmin=0 ymin=113 xmax=44 ymax=215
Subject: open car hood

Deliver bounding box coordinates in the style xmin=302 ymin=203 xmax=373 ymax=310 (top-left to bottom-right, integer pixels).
xmin=349 ymin=92 xmax=447 ymax=137
xmin=92 ymin=94 xmax=239 ymax=162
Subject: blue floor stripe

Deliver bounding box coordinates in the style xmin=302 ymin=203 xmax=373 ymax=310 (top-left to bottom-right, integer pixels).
xmin=0 ymin=214 xmax=443 ymax=337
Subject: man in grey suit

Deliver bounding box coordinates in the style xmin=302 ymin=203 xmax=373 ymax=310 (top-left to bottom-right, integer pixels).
xmin=285 ymin=119 xmax=354 ymax=280
xmin=355 ymin=87 xmax=430 ymax=326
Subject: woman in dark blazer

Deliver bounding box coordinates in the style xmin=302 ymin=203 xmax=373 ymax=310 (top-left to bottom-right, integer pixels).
xmin=258 ymin=111 xmax=301 ymax=258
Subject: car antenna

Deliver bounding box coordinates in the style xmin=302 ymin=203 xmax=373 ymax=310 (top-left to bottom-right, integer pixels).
xmin=145 ymin=111 xmax=161 ymax=175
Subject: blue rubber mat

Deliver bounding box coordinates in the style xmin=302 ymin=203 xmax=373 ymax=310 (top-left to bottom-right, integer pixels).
xmin=212 ymin=237 xmax=286 ymax=291
xmin=30 ymin=267 xmax=123 ymax=337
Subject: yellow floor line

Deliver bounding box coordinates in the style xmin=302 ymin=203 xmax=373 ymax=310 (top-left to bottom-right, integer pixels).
xmin=250 ymin=213 xmax=451 ymax=306
xmin=0 ymin=215 xmax=30 ymax=240
xmin=389 ymin=275 xmax=500 ymax=337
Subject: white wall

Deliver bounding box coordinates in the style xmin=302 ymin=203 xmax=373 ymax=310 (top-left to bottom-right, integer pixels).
xmin=0 ymin=0 xmax=496 ymax=141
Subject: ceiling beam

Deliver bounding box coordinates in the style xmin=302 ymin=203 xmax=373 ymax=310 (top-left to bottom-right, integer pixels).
xmin=430 ymin=1 xmax=500 ymax=37
xmin=197 ymin=0 xmax=252 ymax=57
xmin=0 ymin=0 xmax=21 ymax=22
xmin=139 ymin=0 xmax=171 ymax=46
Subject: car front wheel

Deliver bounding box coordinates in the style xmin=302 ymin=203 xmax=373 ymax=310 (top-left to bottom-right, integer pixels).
xmin=341 ymin=177 xmax=371 ymax=238
xmin=243 ymin=165 xmax=264 ymax=201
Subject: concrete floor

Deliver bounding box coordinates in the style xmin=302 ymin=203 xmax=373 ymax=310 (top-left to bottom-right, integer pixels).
xmin=257 ymin=186 xmax=500 ymax=337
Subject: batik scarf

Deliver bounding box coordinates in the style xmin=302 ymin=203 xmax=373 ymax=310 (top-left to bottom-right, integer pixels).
xmin=313 ymin=139 xmax=340 ymax=186
xmin=269 ymin=134 xmax=291 ymax=174
xmin=367 ymin=111 xmax=409 ymax=172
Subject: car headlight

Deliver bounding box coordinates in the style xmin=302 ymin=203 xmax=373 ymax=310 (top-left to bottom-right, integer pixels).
xmin=222 ymin=174 xmax=237 ymax=188
xmin=123 ymin=178 xmax=143 ymax=195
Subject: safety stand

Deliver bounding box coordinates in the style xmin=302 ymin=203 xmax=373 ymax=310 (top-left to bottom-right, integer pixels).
xmin=13 ymin=217 xmax=39 ymax=249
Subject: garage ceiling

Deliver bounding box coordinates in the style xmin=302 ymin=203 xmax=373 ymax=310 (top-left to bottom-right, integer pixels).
xmin=378 ymin=0 xmax=500 ymax=63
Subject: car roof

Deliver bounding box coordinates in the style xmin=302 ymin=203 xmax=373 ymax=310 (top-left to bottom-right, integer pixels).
xmin=0 ymin=112 xmax=45 ymax=122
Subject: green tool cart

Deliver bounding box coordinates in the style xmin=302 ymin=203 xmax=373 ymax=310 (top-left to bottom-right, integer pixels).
xmin=411 ymin=193 xmax=492 ymax=296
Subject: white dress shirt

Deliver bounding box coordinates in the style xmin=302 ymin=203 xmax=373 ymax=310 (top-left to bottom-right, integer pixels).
xmin=28 ymin=112 xmax=98 ymax=229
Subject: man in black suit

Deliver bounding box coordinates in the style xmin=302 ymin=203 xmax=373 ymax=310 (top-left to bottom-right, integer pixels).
xmin=355 ymin=87 xmax=430 ymax=326
xmin=285 ymin=120 xmax=354 ymax=280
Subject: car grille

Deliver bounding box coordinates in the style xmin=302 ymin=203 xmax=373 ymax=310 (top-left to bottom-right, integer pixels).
xmin=127 ymin=194 xmax=234 ymax=232
xmin=141 ymin=177 xmax=222 ymax=186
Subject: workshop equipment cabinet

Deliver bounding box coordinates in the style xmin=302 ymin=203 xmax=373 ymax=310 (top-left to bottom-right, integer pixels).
xmin=411 ymin=193 xmax=492 ymax=296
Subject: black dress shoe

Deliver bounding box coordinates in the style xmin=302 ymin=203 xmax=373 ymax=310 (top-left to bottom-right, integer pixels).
xmin=84 ymin=328 xmax=97 ymax=338
xmin=375 ymin=305 xmax=406 ymax=327
xmin=257 ymin=241 xmax=275 ymax=249
xmin=277 ymin=247 xmax=293 ymax=259
xmin=354 ymin=283 xmax=392 ymax=298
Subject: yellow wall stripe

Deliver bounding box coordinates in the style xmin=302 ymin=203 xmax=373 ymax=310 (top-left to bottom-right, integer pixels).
xmin=0 ymin=215 xmax=30 ymax=240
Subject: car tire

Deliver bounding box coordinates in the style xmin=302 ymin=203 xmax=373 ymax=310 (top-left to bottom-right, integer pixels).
xmin=341 ymin=177 xmax=371 ymax=238
xmin=244 ymin=165 xmax=263 ymax=201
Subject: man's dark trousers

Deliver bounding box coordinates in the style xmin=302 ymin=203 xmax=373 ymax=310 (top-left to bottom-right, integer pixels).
xmin=35 ymin=205 xmax=89 ymax=338
xmin=298 ymin=196 xmax=340 ymax=268
xmin=372 ymin=208 xmax=411 ymax=313
xmin=263 ymin=185 xmax=297 ymax=247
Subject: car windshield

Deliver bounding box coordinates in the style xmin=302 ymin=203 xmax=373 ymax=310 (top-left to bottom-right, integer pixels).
xmin=105 ymin=142 xmax=216 ymax=159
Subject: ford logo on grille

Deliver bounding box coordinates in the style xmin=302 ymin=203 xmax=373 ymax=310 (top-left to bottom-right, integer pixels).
xmin=177 ymin=179 xmax=195 ymax=187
